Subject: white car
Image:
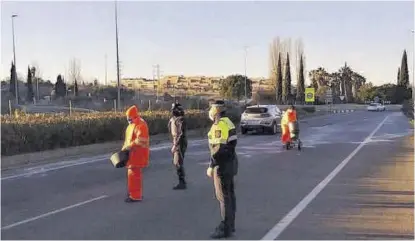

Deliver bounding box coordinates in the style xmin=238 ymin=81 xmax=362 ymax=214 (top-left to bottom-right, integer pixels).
xmin=240 ymin=105 xmax=282 ymax=135
xmin=367 ymin=103 xmax=386 ymax=111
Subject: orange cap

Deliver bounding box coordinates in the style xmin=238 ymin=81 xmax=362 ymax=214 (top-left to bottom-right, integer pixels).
xmin=126 ymin=105 xmax=139 ymax=119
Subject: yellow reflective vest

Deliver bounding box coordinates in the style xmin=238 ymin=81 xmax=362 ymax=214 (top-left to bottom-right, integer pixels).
xmin=208 ymin=117 xmax=238 ymax=174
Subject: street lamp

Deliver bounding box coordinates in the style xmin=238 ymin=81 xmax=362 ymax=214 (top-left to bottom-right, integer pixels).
xmin=114 ymin=0 xmax=121 ymax=111
xmin=11 ymin=14 xmax=18 ymax=104
xmin=244 ymin=46 xmax=248 ymax=104
xmin=411 ymin=30 xmax=414 ymax=103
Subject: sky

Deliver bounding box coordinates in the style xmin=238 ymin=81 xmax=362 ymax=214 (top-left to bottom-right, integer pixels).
xmin=1 ymin=0 xmax=414 ymax=86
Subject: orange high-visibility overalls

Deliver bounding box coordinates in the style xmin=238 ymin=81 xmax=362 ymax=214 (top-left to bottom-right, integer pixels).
xmin=281 ymin=109 xmax=297 ymax=145
xmin=123 ymin=105 xmax=150 ymax=200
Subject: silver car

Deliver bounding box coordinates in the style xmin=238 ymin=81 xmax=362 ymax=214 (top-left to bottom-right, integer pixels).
xmin=240 ymin=105 xmax=282 ymax=135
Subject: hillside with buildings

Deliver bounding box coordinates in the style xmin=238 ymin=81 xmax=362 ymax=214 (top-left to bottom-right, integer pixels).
xmin=109 ymin=75 xmax=274 ymax=96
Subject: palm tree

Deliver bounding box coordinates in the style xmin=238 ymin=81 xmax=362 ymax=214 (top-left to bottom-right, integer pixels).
xmin=338 ymin=62 xmax=354 ymax=102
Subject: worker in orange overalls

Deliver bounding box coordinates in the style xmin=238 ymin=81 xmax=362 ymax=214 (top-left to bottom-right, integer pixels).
xmin=122 ymin=105 xmax=150 ymax=203
xmin=280 ymin=105 xmax=297 ymax=148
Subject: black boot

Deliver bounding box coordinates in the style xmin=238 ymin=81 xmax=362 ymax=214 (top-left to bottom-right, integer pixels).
xmin=173 ymin=179 xmax=187 ymax=190
xmin=210 ymin=222 xmax=232 ymax=239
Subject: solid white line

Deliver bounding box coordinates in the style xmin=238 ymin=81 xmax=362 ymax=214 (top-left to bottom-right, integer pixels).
xmin=1 ymin=195 xmax=108 ymax=230
xmin=260 ymin=114 xmax=390 ymax=240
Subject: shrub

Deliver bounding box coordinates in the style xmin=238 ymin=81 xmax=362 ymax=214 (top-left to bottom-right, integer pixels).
xmin=401 ymin=98 xmax=414 ymax=120
xmin=300 ymin=106 xmax=316 ymax=113
xmin=1 ymin=110 xmax=210 ymax=156
xmin=1 ymin=107 xmax=243 ymax=156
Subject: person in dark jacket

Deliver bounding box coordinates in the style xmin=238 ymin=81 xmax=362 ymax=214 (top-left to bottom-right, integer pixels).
xmin=168 ymin=102 xmax=188 ymax=190
xmin=206 ymin=100 xmax=238 ymax=239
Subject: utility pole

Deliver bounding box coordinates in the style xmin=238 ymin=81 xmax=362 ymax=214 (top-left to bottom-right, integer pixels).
xmin=156 ymin=64 xmax=160 ymax=101
xmin=244 ymin=46 xmax=248 ymax=104
xmin=114 ymin=0 xmax=121 ymax=111
xmin=105 ymin=54 xmax=108 ymax=86
xmin=411 ymin=30 xmax=414 ymax=105
xmin=12 ymin=14 xmax=18 ymax=104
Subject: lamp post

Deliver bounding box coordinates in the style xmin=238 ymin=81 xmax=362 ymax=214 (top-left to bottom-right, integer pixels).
xmin=115 ymin=0 xmax=121 ymax=111
xmin=244 ymin=46 xmax=248 ymax=104
xmin=11 ymin=14 xmax=18 ymax=104
xmin=411 ymin=30 xmax=414 ymax=104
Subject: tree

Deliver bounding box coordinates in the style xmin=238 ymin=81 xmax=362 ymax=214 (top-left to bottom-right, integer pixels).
xmin=396 ymin=49 xmax=410 ymax=103
xmin=276 ymin=52 xmax=283 ymax=104
xmin=296 ymin=54 xmax=305 ymax=103
xmin=74 ymin=79 xmax=79 ymax=96
xmin=356 ymin=82 xmax=376 ymax=103
xmin=26 ymin=66 xmax=34 ymax=103
xmin=397 ymin=67 xmax=400 ymax=84
xmin=9 ymin=61 xmax=16 ymax=97
xmin=398 ymin=50 xmax=409 ymax=87
xmin=282 ymin=53 xmax=292 ymax=104
xmin=219 ymin=74 xmax=253 ymax=101
xmin=55 ymin=74 xmax=67 ymax=97
xmin=69 ymin=58 xmax=81 ymax=85
xmin=338 ymin=62 xmax=354 ymax=103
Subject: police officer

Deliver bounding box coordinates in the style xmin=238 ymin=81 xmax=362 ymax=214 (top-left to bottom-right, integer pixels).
xmin=168 ymin=102 xmax=188 ymax=190
xmin=206 ymin=100 xmax=238 ymax=239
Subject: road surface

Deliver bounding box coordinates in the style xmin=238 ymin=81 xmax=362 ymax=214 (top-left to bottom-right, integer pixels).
xmin=1 ymin=110 xmax=413 ymax=240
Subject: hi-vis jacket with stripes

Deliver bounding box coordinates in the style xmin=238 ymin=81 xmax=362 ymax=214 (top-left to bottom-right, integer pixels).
xmin=208 ymin=116 xmax=238 ymax=175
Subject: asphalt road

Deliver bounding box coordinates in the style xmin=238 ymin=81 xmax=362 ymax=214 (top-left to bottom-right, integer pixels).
xmin=1 ymin=110 xmax=413 ymax=240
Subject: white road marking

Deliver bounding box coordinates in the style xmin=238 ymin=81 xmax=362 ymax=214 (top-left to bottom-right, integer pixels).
xmin=2 ymin=140 xmax=207 ymax=181
xmin=1 ymin=195 xmax=108 ymax=230
xmin=260 ymin=114 xmax=391 ymax=240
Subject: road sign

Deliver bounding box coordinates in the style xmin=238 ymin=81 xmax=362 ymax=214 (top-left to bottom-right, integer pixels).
xmin=339 ymin=95 xmax=345 ymax=101
xmin=325 ymin=89 xmax=333 ymax=103
xmin=305 ymin=88 xmax=315 ymax=103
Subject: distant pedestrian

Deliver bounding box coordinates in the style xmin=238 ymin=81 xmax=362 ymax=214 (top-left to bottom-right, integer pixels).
xmin=168 ymin=102 xmax=188 ymax=190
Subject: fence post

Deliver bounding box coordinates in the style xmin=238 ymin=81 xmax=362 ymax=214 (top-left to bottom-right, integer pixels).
xmin=148 ymin=99 xmax=151 ymax=111
xmin=114 ymin=99 xmax=117 ymax=113
xmin=8 ymin=100 xmax=12 ymax=116
xmin=69 ymin=100 xmax=72 ymax=116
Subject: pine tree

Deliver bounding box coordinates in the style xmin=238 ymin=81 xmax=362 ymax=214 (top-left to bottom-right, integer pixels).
xmin=296 ymin=54 xmax=305 ymax=103
xmin=276 ymin=53 xmax=283 ymax=104
xmin=282 ymin=53 xmax=292 ymax=104
xmin=9 ymin=62 xmax=16 ymax=97
xmin=74 ymin=79 xmax=79 ymax=96
xmin=26 ymin=66 xmax=34 ymax=103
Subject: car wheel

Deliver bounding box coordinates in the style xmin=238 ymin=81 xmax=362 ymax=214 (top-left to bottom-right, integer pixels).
xmin=272 ymin=123 xmax=278 ymax=135
xmin=241 ymin=127 xmax=247 ymax=135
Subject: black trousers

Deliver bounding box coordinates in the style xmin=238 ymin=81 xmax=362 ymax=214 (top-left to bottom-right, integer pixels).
xmin=173 ymin=140 xmax=187 ymax=182
xmin=213 ymin=166 xmax=236 ymax=231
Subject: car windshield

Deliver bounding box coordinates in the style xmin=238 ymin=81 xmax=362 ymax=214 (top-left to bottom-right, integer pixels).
xmin=369 ymin=103 xmax=378 ymax=106
xmin=245 ymin=107 xmax=268 ymax=114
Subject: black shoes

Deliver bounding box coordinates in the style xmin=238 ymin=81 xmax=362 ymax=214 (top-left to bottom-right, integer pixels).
xmin=173 ymin=180 xmax=187 ymax=190
xmin=124 ymin=196 xmax=142 ymax=203
xmin=210 ymin=222 xmax=234 ymax=239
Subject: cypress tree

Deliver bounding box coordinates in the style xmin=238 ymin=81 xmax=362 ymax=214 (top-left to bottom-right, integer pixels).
xmin=276 ymin=53 xmax=283 ymax=104
xmin=74 ymin=79 xmax=79 ymax=96
xmin=399 ymin=50 xmax=409 ymax=87
xmin=9 ymin=62 xmax=16 ymax=97
xmin=397 ymin=67 xmax=400 ymax=85
xmin=26 ymin=66 xmax=34 ymax=103
xmin=296 ymin=54 xmax=305 ymax=103
xmin=282 ymin=53 xmax=292 ymax=104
